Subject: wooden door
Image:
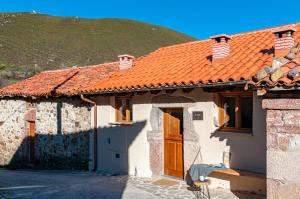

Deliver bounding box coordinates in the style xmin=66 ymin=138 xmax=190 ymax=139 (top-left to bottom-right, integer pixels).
xmin=28 ymin=121 xmax=35 ymax=163
xmin=164 ymin=108 xmax=183 ymax=178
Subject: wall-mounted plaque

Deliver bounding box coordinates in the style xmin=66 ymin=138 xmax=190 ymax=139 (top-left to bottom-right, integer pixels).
xmin=192 ymin=111 xmax=203 ymax=120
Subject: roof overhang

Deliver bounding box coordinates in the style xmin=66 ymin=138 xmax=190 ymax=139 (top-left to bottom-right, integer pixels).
xmin=80 ymin=80 xmax=248 ymax=95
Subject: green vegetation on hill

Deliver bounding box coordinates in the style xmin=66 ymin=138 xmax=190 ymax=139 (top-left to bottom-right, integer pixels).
xmin=0 ymin=12 xmax=195 ymax=86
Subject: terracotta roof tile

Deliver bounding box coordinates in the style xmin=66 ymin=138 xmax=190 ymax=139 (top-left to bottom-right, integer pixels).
xmin=79 ymin=23 xmax=300 ymax=93
xmin=1 ymin=22 xmax=300 ymax=97
xmin=56 ymin=62 xmax=119 ymax=96
xmin=247 ymin=48 xmax=300 ymax=89
xmin=0 ymin=62 xmax=119 ymax=97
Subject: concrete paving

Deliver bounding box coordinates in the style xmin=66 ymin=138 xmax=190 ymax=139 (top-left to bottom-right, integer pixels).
xmin=0 ymin=169 xmax=265 ymax=199
xmin=0 ymin=169 xmax=158 ymax=199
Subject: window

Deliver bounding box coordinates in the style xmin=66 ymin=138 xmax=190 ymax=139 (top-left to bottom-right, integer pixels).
xmin=219 ymin=92 xmax=253 ymax=133
xmin=115 ymin=97 xmax=132 ymax=123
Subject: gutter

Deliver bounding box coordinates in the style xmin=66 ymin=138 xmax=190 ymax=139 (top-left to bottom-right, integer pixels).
xmin=80 ymin=94 xmax=98 ymax=172
xmin=80 ymin=80 xmax=248 ymax=95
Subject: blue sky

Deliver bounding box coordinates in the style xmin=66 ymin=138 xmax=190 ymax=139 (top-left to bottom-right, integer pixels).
xmin=1 ymin=0 xmax=300 ymax=39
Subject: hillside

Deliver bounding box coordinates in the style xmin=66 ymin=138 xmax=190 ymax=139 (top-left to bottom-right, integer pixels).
xmin=0 ymin=12 xmax=195 ymax=86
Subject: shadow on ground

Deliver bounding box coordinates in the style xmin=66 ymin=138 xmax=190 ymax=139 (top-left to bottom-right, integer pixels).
xmin=1 ymin=117 xmax=147 ymax=199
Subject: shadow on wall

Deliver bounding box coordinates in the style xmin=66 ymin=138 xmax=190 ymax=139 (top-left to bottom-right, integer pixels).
xmin=97 ymin=121 xmax=147 ymax=175
xmin=4 ymin=130 xmax=90 ymax=170
xmin=4 ymin=120 xmax=147 ymax=172
xmin=210 ymin=95 xmax=267 ymax=173
xmin=209 ymin=130 xmax=266 ymax=174
xmin=209 ymin=116 xmax=267 ymax=195
xmin=1 ymin=120 xmax=147 ymax=199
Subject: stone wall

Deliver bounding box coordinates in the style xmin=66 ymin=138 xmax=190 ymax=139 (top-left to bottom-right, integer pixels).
xmin=0 ymin=97 xmax=92 ymax=170
xmin=0 ymin=99 xmax=27 ymax=167
xmin=35 ymin=97 xmax=92 ymax=170
xmin=263 ymin=96 xmax=300 ymax=199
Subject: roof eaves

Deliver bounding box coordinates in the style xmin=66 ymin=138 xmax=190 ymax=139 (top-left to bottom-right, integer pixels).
xmin=80 ymin=80 xmax=248 ymax=95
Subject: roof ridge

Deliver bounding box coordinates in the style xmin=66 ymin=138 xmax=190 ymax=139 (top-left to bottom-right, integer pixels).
xmin=40 ymin=22 xmax=300 ymax=74
xmin=159 ymin=22 xmax=300 ymax=50
xmin=232 ymin=22 xmax=299 ymax=37
xmin=159 ymin=40 xmax=208 ymax=49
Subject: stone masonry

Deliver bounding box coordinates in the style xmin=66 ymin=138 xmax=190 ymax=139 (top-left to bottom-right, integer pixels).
xmin=0 ymin=97 xmax=92 ymax=170
xmin=0 ymin=99 xmax=27 ymax=166
xmin=263 ymin=95 xmax=300 ymax=199
xmin=147 ymin=94 xmax=201 ymax=177
xmin=35 ymin=97 xmax=92 ymax=169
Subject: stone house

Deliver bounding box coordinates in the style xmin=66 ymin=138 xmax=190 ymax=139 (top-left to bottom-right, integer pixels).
xmin=1 ymin=23 xmax=300 ymax=198
xmin=0 ymin=62 xmax=119 ymax=169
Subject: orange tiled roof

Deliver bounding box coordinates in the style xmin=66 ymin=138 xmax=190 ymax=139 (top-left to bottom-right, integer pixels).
xmin=55 ymin=62 xmax=118 ymax=95
xmin=247 ymin=49 xmax=300 ymax=89
xmin=0 ymin=62 xmax=118 ymax=97
xmin=1 ymin=22 xmax=300 ymax=97
xmin=79 ymin=23 xmax=300 ymax=93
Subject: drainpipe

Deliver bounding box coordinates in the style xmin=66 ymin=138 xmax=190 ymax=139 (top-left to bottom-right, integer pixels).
xmin=80 ymin=94 xmax=97 ymax=172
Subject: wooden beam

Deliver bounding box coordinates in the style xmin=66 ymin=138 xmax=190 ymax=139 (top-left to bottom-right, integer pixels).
xmin=203 ymin=86 xmax=246 ymax=93
xmin=136 ymin=91 xmax=148 ymax=95
xmin=182 ymin=88 xmax=194 ymax=93
xmin=115 ymin=92 xmax=134 ymax=97
xmin=101 ymin=93 xmax=116 ymax=97
xmin=165 ymin=89 xmax=177 ymax=94
xmin=203 ymin=86 xmax=234 ymax=93
xmin=150 ymin=90 xmax=162 ymax=95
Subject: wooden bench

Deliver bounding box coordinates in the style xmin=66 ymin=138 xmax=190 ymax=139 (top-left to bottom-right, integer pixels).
xmin=211 ymin=168 xmax=265 ymax=179
xmin=208 ymin=168 xmax=266 ymax=195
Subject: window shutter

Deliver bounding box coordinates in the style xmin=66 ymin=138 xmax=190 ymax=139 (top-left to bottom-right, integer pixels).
xmin=215 ymin=93 xmax=225 ymax=127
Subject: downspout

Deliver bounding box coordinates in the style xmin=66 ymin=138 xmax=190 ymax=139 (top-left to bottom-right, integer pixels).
xmin=80 ymin=94 xmax=97 ymax=172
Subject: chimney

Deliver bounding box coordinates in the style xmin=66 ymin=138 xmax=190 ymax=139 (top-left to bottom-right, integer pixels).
xmin=118 ymin=54 xmax=135 ymax=70
xmin=211 ymin=34 xmax=231 ymax=60
xmin=272 ymin=25 xmax=296 ymax=57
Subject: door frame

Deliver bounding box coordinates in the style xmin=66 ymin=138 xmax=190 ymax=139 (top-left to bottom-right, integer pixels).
xmin=28 ymin=121 xmax=36 ymax=164
xmin=163 ymin=108 xmax=184 ymax=179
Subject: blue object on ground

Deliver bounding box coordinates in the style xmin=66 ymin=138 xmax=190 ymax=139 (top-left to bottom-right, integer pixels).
xmin=189 ymin=163 xmax=226 ymax=181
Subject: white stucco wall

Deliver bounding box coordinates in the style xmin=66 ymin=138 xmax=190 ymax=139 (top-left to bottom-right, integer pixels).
xmin=92 ymin=88 xmax=266 ymax=177
xmin=93 ymin=95 xmax=152 ymax=177
xmin=195 ymin=91 xmax=266 ymax=173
